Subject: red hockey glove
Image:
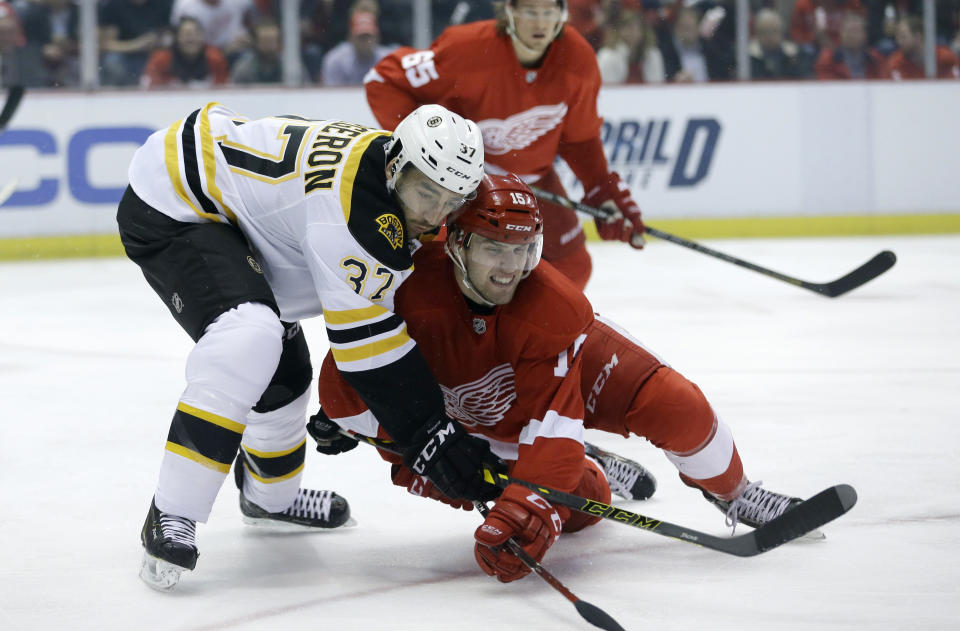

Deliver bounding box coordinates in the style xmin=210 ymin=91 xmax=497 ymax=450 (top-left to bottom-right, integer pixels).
xmin=474 ymin=484 xmax=562 ymax=583
xmin=583 ymin=172 xmax=645 ymax=249
xmin=391 ymin=464 xmax=474 ymax=511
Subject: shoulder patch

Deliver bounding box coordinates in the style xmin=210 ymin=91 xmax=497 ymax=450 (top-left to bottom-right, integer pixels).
xmin=345 ymin=136 xmax=413 ymax=271
xmin=376 ymin=213 xmax=405 ymax=250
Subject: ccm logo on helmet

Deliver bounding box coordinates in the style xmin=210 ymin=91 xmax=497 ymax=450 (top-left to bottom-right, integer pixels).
xmin=505 ymin=224 xmax=532 ymax=231
xmin=445 ymin=166 xmax=472 ymax=180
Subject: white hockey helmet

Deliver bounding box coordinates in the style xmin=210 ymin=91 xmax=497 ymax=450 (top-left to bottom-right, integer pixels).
xmin=386 ymin=104 xmax=484 ymax=196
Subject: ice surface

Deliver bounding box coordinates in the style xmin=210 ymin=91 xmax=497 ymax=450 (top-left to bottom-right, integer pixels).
xmin=1 ymin=235 xmax=957 ymax=630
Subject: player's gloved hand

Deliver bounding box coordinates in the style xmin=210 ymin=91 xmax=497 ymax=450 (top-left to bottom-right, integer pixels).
xmin=306 ymin=409 xmax=358 ymax=455
xmin=391 ymin=464 xmax=474 ymax=511
xmin=474 ymin=484 xmax=563 ymax=583
xmin=403 ymin=413 xmax=504 ymax=502
xmin=583 ymin=172 xmax=645 ymax=249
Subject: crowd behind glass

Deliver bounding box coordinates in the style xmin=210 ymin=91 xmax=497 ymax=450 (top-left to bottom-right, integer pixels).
xmin=0 ymin=0 xmax=957 ymax=90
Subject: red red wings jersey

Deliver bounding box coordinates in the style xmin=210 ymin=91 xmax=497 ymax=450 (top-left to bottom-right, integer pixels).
xmin=318 ymin=242 xmax=595 ymax=492
xmin=364 ymin=20 xmax=603 ymax=182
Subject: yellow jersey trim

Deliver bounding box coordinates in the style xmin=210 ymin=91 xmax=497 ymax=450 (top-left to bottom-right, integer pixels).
xmin=176 ymin=401 xmax=245 ymax=434
xmin=198 ymin=102 xmax=238 ymax=224
xmin=242 ymin=439 xmax=307 ymax=459
xmin=339 ymin=131 xmax=390 ymax=223
xmin=163 ymin=119 xmax=214 ymax=221
xmin=323 ymin=303 xmax=389 ymax=325
xmin=165 ymin=441 xmax=233 ymax=473
xmin=241 ymin=461 xmax=306 ymax=484
xmin=330 ymin=327 xmax=412 ymax=363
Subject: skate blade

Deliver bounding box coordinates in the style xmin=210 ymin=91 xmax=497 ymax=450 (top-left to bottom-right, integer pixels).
xmin=241 ymin=515 xmax=358 ymax=531
xmin=139 ymin=552 xmax=189 ymax=591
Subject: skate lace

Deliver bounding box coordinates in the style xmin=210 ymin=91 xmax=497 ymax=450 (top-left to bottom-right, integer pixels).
xmin=725 ymin=480 xmax=794 ymax=534
xmin=284 ymin=488 xmax=334 ymax=522
xmin=603 ymin=458 xmax=641 ymax=498
xmin=159 ymin=513 xmax=196 ymax=548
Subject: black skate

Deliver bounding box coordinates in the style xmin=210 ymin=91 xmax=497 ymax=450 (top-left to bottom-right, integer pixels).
xmin=139 ymin=498 xmax=198 ymax=591
xmin=585 ymin=442 xmax=657 ymax=501
xmin=234 ymin=453 xmax=354 ymax=529
xmin=704 ymin=480 xmax=822 ymax=538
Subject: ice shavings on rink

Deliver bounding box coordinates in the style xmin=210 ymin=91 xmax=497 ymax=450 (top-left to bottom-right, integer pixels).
xmin=1 ymin=235 xmax=957 ymax=631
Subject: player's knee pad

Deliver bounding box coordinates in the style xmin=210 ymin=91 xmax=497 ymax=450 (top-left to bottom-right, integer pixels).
xmin=253 ymin=321 xmax=312 ymax=414
xmin=629 ymin=367 xmax=717 ymax=454
xmin=183 ymin=302 xmax=284 ymax=416
xmin=562 ymin=457 xmax=612 ymax=533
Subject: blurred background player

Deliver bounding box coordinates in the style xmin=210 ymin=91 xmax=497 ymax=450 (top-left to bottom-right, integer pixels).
xmin=117 ymin=103 xmax=500 ymax=589
xmin=311 ymin=173 xmax=810 ymax=583
xmin=363 ymin=0 xmax=645 ymax=291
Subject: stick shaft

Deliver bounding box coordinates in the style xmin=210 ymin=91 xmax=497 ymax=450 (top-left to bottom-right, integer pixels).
xmin=529 ymin=185 xmax=895 ymax=298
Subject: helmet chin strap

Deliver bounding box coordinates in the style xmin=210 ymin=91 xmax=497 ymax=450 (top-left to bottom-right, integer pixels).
xmin=444 ymin=237 xmax=497 ymax=307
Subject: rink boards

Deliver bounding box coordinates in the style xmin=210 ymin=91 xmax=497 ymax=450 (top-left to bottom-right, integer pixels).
xmin=1 ymin=81 xmax=958 ymax=259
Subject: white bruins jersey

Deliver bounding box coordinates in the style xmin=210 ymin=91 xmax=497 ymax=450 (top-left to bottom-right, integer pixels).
xmin=128 ymin=102 xmax=418 ymax=375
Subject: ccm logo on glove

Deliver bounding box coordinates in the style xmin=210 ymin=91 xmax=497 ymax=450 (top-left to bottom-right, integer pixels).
xmin=410 ymin=420 xmax=456 ymax=474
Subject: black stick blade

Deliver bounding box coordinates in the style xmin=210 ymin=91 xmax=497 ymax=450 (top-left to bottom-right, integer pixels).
xmin=574 ymin=599 xmax=627 ymax=631
xmin=752 ymin=484 xmax=858 ymax=554
xmin=817 ymin=250 xmax=897 ymax=298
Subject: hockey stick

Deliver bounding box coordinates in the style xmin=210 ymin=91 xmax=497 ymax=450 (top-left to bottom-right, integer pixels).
xmin=0 ymin=85 xmax=24 ymax=130
xmin=0 ymin=87 xmax=25 ymax=207
xmin=475 ymin=501 xmax=626 ymax=631
xmin=349 ymin=432 xmax=857 ymax=558
xmin=530 ymin=186 xmax=896 ymax=298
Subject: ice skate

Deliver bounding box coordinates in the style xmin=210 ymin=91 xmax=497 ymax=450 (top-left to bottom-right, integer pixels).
xmin=139 ymin=498 xmax=198 ymax=591
xmin=704 ymin=480 xmax=824 ymax=539
xmin=585 ymin=442 xmax=657 ymax=501
xmin=234 ymin=454 xmax=355 ymax=530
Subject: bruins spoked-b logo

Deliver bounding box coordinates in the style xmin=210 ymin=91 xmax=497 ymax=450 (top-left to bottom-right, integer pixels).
xmin=246 ymin=255 xmax=264 ymax=274
xmin=426 ymin=116 xmax=442 ymax=128
xmin=376 ymin=213 xmax=404 ymax=250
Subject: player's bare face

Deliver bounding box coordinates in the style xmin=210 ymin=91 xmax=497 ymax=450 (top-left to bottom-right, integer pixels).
xmin=462 ymin=235 xmax=531 ymax=305
xmin=395 ymin=169 xmax=468 ymax=237
xmin=512 ymin=0 xmax=563 ymax=57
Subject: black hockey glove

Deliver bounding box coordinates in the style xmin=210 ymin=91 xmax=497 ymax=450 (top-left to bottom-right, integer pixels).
xmin=307 ymin=409 xmax=359 ymax=455
xmin=402 ymin=414 xmax=505 ymax=502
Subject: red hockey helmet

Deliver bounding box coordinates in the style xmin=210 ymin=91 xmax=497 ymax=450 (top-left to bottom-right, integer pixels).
xmin=446 ymin=173 xmax=544 ymax=305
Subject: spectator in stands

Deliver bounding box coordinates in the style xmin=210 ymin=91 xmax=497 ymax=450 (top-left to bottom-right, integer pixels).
xmin=321 ymin=4 xmax=394 ymax=86
xmin=866 ymin=1 xmax=960 ymax=52
xmin=99 ymin=0 xmax=174 ymax=86
xmin=791 ymin=0 xmax=864 ymax=58
xmin=231 ymin=17 xmax=303 ymax=83
xmin=18 ymin=0 xmax=80 ymax=87
xmin=750 ymin=8 xmax=807 ymax=80
xmin=1 ymin=1 xmax=45 ymax=87
xmin=659 ymin=6 xmax=732 ymax=82
xmin=141 ymin=15 xmax=230 ymax=88
xmin=172 ymin=0 xmax=253 ymax=62
xmin=886 ymin=15 xmax=960 ymax=80
xmin=814 ymin=11 xmax=885 ymax=80
xmin=597 ymin=8 xmax=665 ymax=84
xmin=247 ymin=0 xmax=328 ymax=81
